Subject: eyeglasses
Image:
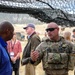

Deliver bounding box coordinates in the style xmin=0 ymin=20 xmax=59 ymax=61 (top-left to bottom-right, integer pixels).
xmin=46 ymin=28 xmax=57 ymax=32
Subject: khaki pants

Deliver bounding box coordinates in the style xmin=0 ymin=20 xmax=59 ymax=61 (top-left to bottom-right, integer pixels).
xmin=25 ymin=63 xmax=35 ymax=75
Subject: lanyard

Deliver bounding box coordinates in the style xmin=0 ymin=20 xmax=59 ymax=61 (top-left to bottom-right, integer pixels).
xmin=11 ymin=40 xmax=16 ymax=50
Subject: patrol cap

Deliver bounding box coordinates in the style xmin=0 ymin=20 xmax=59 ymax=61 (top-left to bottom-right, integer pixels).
xmin=23 ymin=23 xmax=35 ymax=29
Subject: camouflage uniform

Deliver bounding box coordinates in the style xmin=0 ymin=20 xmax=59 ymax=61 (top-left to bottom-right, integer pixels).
xmin=33 ymin=36 xmax=75 ymax=75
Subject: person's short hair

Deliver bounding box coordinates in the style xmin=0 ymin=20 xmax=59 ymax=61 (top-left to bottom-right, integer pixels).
xmin=23 ymin=23 xmax=35 ymax=29
xmin=64 ymin=31 xmax=71 ymax=41
xmin=73 ymin=29 xmax=75 ymax=32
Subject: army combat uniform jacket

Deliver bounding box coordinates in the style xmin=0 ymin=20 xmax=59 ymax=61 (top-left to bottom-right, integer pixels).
xmin=32 ymin=36 xmax=75 ymax=75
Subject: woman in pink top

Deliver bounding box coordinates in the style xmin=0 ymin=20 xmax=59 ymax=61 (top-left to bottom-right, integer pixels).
xmin=7 ymin=32 xmax=22 ymax=75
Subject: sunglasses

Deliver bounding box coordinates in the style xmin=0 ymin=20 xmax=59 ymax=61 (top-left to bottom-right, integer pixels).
xmin=46 ymin=28 xmax=57 ymax=32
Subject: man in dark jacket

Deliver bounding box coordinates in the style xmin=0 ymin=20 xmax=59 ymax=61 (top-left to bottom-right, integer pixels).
xmin=22 ymin=23 xmax=41 ymax=75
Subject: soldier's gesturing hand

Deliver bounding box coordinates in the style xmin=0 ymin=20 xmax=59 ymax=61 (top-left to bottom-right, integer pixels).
xmin=31 ymin=50 xmax=39 ymax=61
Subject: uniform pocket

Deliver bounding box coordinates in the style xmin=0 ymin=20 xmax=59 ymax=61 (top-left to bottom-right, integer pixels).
xmin=47 ymin=53 xmax=68 ymax=64
xmin=48 ymin=53 xmax=61 ymax=64
xmin=60 ymin=53 xmax=68 ymax=64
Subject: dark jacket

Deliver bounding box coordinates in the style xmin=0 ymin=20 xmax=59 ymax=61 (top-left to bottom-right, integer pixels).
xmin=21 ymin=32 xmax=41 ymax=65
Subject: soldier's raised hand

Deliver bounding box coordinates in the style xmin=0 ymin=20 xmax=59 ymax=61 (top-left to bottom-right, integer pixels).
xmin=31 ymin=50 xmax=39 ymax=61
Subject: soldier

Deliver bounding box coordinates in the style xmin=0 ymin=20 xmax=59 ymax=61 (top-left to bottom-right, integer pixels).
xmin=30 ymin=22 xmax=75 ymax=75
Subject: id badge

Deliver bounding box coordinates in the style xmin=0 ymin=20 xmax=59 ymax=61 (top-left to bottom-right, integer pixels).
xmin=10 ymin=52 xmax=14 ymax=58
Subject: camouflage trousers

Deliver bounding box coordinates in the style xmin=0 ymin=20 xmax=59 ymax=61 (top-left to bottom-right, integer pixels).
xmin=45 ymin=69 xmax=68 ymax=75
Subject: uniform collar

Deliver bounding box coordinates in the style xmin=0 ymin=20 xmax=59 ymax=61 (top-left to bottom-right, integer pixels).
xmin=46 ymin=36 xmax=65 ymax=42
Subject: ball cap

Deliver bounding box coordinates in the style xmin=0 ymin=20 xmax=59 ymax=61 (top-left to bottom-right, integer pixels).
xmin=23 ymin=23 xmax=35 ymax=29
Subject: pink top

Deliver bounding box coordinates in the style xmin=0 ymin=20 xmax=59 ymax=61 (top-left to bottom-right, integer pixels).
xmin=7 ymin=40 xmax=22 ymax=58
